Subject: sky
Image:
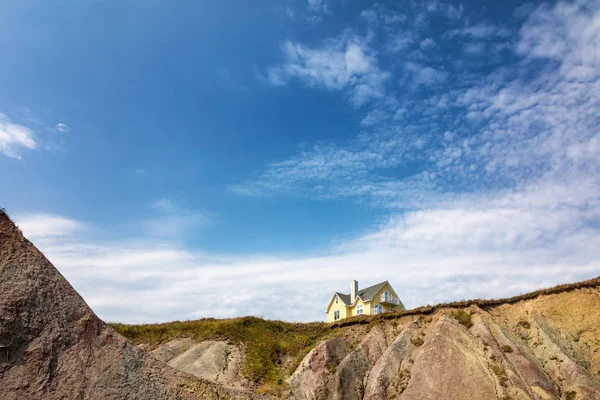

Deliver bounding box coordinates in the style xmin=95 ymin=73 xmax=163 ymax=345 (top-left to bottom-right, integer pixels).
xmin=1 ymin=0 xmax=599 ymax=323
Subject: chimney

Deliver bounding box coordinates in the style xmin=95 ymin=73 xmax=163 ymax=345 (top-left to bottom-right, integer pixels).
xmin=350 ymin=280 xmax=358 ymax=303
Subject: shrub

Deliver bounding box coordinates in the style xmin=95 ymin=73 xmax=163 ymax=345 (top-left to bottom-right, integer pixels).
xmin=452 ymin=310 xmax=473 ymax=329
xmin=565 ymin=391 xmax=577 ymax=400
xmin=411 ymin=336 xmax=424 ymax=347
xmin=517 ymin=320 xmax=530 ymax=329
xmin=501 ymin=345 xmax=513 ymax=353
xmin=490 ymin=363 xmax=508 ymax=386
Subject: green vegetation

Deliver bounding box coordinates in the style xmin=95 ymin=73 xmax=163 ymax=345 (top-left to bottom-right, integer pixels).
xmin=111 ymin=316 xmax=333 ymax=389
xmin=501 ymin=345 xmax=513 ymax=353
xmin=490 ymin=362 xmax=508 ymax=387
xmin=452 ymin=310 xmax=473 ymax=329
xmin=565 ymin=391 xmax=577 ymax=400
xmin=411 ymin=336 xmax=424 ymax=347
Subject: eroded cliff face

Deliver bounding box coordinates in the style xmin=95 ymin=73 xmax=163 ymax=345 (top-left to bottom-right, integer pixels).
xmin=0 ymin=211 xmax=235 ymax=400
xmin=146 ymin=285 xmax=600 ymax=400
xmin=285 ymin=288 xmax=600 ymax=400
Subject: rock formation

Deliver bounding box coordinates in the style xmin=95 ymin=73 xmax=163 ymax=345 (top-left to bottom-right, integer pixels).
xmin=0 ymin=210 xmax=234 ymax=400
xmin=286 ymin=290 xmax=600 ymax=400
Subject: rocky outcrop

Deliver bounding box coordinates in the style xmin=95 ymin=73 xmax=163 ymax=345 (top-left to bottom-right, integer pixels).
xmin=287 ymin=337 xmax=350 ymax=400
xmin=0 ymin=210 xmax=234 ymax=400
xmin=151 ymin=339 xmax=248 ymax=389
xmin=287 ymin=291 xmax=600 ymax=400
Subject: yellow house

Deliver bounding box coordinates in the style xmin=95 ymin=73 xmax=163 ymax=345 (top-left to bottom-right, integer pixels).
xmin=325 ymin=280 xmax=405 ymax=322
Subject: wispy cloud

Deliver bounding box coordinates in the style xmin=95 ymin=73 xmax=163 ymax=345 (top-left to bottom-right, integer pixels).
xmin=243 ymin=1 xmax=600 ymax=213
xmin=53 ymin=122 xmax=70 ymax=133
xmin=306 ymin=0 xmax=330 ymax=14
xmin=403 ymin=62 xmax=448 ymax=86
xmin=265 ymin=34 xmax=389 ymax=107
xmin=446 ymin=21 xmax=512 ymax=39
xmin=0 ymin=113 xmax=36 ymax=159
xmin=143 ymin=198 xmax=213 ymax=239
xmin=15 ymin=178 xmax=600 ymax=323
xmin=17 ymin=213 xmax=85 ymax=239
xmin=216 ymin=69 xmax=247 ymax=92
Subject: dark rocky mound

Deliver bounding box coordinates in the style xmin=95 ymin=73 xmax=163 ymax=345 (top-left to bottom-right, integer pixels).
xmin=0 ymin=210 xmax=232 ymax=400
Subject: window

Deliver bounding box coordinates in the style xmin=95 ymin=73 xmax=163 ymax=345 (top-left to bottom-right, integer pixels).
xmin=383 ymin=291 xmax=389 ymax=301
xmin=334 ymin=310 xmax=340 ymax=321
xmin=335 ymin=297 xmax=338 ymax=304
xmin=356 ymin=305 xmax=364 ymax=315
xmin=374 ymin=304 xmax=384 ymax=314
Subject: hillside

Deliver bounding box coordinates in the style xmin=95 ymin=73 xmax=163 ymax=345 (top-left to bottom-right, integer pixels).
xmin=2 ymin=207 xmax=600 ymax=400
xmin=0 ymin=210 xmax=235 ymax=400
xmin=112 ymin=278 xmax=600 ymax=399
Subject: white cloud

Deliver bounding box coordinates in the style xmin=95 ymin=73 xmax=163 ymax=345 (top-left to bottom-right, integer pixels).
xmin=419 ymin=38 xmax=436 ymax=50
xmin=446 ymin=21 xmax=513 ymax=39
xmin=15 ymin=179 xmax=600 ymax=323
xmin=54 ymin=123 xmax=70 ymax=133
xmin=144 ymin=198 xmax=213 ymax=239
xmin=242 ymin=1 xmax=600 ymax=213
xmin=0 ymin=113 xmax=36 ymax=159
xmin=426 ymin=0 xmax=464 ymax=20
xmin=17 ymin=214 xmax=85 ymax=239
xmin=216 ymin=69 xmax=247 ymax=91
xmin=265 ymin=35 xmax=389 ymax=107
xmin=307 ymin=0 xmax=330 ymax=14
xmin=404 ymin=62 xmax=448 ymax=86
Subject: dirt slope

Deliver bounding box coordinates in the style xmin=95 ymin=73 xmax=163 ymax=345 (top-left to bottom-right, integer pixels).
xmin=285 ymin=285 xmax=600 ymax=400
xmin=122 ymin=281 xmax=600 ymax=400
xmin=0 ymin=210 xmax=235 ymax=400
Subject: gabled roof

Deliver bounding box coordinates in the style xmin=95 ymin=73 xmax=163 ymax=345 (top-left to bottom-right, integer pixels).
xmin=356 ymin=280 xmax=390 ymax=301
xmin=335 ymin=292 xmax=351 ymax=306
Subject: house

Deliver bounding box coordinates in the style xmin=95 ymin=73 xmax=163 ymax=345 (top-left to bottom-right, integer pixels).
xmin=325 ymin=280 xmax=405 ymax=322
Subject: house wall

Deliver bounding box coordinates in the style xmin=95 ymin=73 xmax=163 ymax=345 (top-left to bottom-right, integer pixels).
xmin=348 ymin=298 xmax=366 ymax=317
xmin=326 ymin=295 xmax=349 ymax=323
xmin=371 ymin=282 xmax=405 ymax=313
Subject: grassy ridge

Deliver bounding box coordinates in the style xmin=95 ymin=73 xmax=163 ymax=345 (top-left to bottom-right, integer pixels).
xmin=111 ymin=316 xmax=334 ymax=388
xmin=111 ymin=276 xmax=600 ymax=390
xmin=330 ymin=275 xmax=600 ymax=328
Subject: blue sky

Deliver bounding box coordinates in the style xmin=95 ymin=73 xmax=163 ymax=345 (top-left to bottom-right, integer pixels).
xmin=1 ymin=0 xmax=599 ymax=322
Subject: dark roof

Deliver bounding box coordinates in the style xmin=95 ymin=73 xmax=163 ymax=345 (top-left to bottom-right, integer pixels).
xmin=335 ymin=292 xmax=351 ymax=306
xmin=335 ymin=281 xmax=390 ymax=304
xmin=357 ymin=281 xmax=389 ymax=301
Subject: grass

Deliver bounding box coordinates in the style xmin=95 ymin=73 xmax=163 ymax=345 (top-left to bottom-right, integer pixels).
xmin=330 ymin=276 xmax=600 ymax=329
xmin=501 ymin=345 xmax=513 ymax=353
xmin=111 ymin=316 xmax=333 ymax=389
xmin=564 ymin=391 xmax=577 ymax=400
xmin=452 ymin=310 xmax=473 ymax=329
xmin=410 ymin=336 xmax=424 ymax=347
xmin=490 ymin=362 xmax=508 ymax=386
